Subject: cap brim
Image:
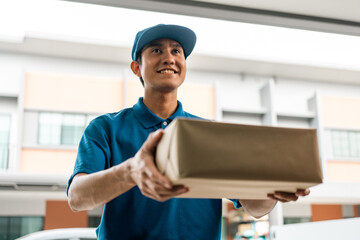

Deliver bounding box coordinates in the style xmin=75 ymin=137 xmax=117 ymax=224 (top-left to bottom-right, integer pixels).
xmin=133 ymin=24 xmax=196 ymax=61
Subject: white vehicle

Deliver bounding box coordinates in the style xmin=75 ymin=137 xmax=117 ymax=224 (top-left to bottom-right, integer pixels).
xmin=270 ymin=218 xmax=360 ymax=240
xmin=15 ymin=228 xmax=97 ymax=240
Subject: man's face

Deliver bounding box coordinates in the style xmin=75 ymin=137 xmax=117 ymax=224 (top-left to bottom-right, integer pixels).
xmin=136 ymin=38 xmax=186 ymax=93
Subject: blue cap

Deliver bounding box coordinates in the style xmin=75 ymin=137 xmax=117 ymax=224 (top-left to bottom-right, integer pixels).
xmin=131 ymin=24 xmax=197 ymax=61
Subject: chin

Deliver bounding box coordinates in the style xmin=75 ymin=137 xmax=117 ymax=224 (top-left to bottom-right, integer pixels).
xmin=156 ymin=83 xmax=182 ymax=92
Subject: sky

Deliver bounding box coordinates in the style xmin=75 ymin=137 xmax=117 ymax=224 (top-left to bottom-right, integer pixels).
xmin=1 ymin=0 xmax=360 ymax=70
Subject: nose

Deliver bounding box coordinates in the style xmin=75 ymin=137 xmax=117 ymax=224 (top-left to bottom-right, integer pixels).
xmin=162 ymin=49 xmax=175 ymax=65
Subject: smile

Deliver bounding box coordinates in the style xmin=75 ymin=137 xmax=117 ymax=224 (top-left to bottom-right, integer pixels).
xmin=158 ymin=69 xmax=177 ymax=74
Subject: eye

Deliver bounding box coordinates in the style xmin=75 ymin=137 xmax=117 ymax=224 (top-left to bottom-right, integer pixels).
xmin=173 ymin=49 xmax=181 ymax=54
xmin=152 ymin=48 xmax=161 ymax=53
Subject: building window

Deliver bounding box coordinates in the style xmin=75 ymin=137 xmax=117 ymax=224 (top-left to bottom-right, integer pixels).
xmin=61 ymin=114 xmax=86 ymax=145
xmin=0 ymin=216 xmax=43 ymax=240
xmin=0 ymin=115 xmax=10 ymax=170
xmin=38 ymin=113 xmax=62 ymax=145
xmin=38 ymin=112 xmax=98 ymax=146
xmin=283 ymin=217 xmax=311 ymax=225
xmin=330 ymin=130 xmax=360 ymax=158
xmin=88 ymin=216 xmax=102 ymax=228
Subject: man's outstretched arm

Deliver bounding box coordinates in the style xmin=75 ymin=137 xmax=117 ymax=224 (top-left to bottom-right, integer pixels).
xmin=68 ymin=130 xmax=188 ymax=212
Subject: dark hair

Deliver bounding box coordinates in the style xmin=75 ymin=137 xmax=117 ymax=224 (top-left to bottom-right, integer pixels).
xmin=136 ymin=55 xmax=144 ymax=87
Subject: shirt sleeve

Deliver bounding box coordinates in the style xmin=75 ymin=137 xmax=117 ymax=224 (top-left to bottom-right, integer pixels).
xmin=229 ymin=199 xmax=242 ymax=209
xmin=67 ymin=118 xmax=111 ymax=195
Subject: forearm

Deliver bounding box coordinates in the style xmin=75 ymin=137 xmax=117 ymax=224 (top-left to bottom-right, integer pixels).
xmin=239 ymin=199 xmax=277 ymax=219
xmin=68 ymin=159 xmax=136 ymax=212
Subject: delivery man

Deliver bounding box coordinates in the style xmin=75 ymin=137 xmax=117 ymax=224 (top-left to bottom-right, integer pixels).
xmin=67 ymin=24 xmax=309 ymax=240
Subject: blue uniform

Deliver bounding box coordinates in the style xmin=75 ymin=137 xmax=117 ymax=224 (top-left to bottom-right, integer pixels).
xmin=68 ymin=98 xmax=240 ymax=240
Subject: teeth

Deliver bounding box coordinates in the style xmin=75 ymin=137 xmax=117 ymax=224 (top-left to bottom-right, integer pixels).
xmin=160 ymin=70 xmax=175 ymax=74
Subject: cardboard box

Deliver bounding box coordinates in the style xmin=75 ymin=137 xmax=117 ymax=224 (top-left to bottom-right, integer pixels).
xmin=155 ymin=118 xmax=323 ymax=199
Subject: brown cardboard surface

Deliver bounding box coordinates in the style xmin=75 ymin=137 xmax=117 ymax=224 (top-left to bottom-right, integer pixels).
xmin=155 ymin=118 xmax=323 ymax=199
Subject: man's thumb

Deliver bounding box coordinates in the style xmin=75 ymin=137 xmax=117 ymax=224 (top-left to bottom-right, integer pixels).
xmin=144 ymin=129 xmax=164 ymax=152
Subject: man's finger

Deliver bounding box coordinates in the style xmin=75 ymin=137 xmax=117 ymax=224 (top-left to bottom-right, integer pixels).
xmin=144 ymin=160 xmax=173 ymax=189
xmin=274 ymin=191 xmax=299 ymax=202
xmin=142 ymin=188 xmax=161 ymax=200
xmin=268 ymin=194 xmax=291 ymax=203
xmin=156 ymin=185 xmax=188 ymax=195
xmin=142 ymin=185 xmax=185 ymax=202
xmin=157 ymin=189 xmax=189 ymax=201
xmin=296 ymin=188 xmax=310 ymax=197
xmin=143 ymin=178 xmax=177 ymax=195
xmin=145 ymin=186 xmax=189 ymax=202
xmin=142 ymin=178 xmax=188 ymax=196
xmin=268 ymin=192 xmax=299 ymax=202
xmin=267 ymin=193 xmax=288 ymax=203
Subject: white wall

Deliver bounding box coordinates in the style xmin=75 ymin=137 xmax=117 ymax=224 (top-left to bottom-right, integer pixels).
xmin=0 ymin=97 xmax=19 ymax=170
xmin=0 ymin=52 xmax=132 ymax=84
xmin=275 ymin=77 xmax=360 ymax=114
xmin=22 ymin=111 xmax=38 ymax=147
xmin=0 ymin=56 xmax=22 ymax=96
xmin=0 ymin=198 xmax=45 ymax=216
xmin=282 ymin=203 xmax=312 ymax=218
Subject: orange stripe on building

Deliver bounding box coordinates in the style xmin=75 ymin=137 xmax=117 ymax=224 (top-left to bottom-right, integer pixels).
xmin=44 ymin=200 xmax=88 ymax=230
xmin=354 ymin=205 xmax=359 ymax=218
xmin=311 ymin=204 xmax=342 ymax=222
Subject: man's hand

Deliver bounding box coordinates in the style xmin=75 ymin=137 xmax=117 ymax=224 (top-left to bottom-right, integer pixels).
xmin=267 ymin=189 xmax=310 ymax=203
xmin=240 ymin=189 xmax=310 ymax=218
xmin=128 ymin=129 xmax=188 ymax=201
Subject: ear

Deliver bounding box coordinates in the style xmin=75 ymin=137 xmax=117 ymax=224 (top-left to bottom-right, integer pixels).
xmin=130 ymin=61 xmax=142 ymax=78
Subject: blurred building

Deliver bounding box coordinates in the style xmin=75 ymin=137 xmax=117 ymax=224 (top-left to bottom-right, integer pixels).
xmin=0 ymin=24 xmax=360 ymax=240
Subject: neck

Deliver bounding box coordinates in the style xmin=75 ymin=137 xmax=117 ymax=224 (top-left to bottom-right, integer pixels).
xmin=143 ymin=91 xmax=178 ymax=119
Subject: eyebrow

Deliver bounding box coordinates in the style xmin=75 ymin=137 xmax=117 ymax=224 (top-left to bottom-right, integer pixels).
xmin=145 ymin=42 xmax=182 ymax=49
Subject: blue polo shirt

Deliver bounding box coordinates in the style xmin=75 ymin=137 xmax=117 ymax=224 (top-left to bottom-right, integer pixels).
xmin=68 ymin=97 xmax=240 ymax=240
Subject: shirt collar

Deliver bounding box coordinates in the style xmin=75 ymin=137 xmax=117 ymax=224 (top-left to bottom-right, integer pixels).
xmin=133 ymin=97 xmax=186 ymax=129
